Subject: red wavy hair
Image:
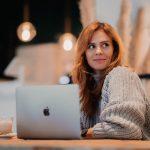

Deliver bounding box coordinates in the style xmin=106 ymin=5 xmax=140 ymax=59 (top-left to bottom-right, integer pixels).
xmin=71 ymin=21 xmax=125 ymax=117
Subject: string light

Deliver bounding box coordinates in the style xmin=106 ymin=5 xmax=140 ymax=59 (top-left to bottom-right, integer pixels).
xmin=59 ymin=33 xmax=76 ymax=51
xmin=63 ymin=39 xmax=73 ymax=51
xmin=17 ymin=22 xmax=36 ymax=42
xmin=59 ymin=75 xmax=70 ymax=84
xmin=17 ymin=0 xmax=36 ymax=42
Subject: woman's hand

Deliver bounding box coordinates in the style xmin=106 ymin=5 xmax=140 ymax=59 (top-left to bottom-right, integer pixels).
xmin=85 ymin=128 xmax=93 ymax=139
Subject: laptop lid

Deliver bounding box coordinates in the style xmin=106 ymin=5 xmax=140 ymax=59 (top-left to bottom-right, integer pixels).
xmin=16 ymin=84 xmax=81 ymax=139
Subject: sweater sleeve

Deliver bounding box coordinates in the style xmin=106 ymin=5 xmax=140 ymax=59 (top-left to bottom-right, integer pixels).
xmin=93 ymin=67 xmax=146 ymax=139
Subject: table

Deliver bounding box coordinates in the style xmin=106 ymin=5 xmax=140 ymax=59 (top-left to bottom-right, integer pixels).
xmin=0 ymin=137 xmax=150 ymax=150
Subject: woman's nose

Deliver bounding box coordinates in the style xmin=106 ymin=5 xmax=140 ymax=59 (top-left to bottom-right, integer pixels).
xmin=96 ymin=47 xmax=103 ymax=55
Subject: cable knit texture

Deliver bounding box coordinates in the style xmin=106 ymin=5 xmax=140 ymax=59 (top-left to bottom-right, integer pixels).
xmin=80 ymin=66 xmax=150 ymax=140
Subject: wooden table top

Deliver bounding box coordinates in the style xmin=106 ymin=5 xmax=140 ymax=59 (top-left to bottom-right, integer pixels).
xmin=0 ymin=136 xmax=150 ymax=150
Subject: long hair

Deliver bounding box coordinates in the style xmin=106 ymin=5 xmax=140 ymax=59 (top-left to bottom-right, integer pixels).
xmin=71 ymin=21 xmax=125 ymax=117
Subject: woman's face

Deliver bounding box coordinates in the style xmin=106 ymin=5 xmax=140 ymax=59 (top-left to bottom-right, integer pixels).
xmin=85 ymin=29 xmax=114 ymax=74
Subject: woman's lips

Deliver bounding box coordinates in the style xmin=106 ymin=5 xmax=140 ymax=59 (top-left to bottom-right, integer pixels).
xmin=93 ymin=59 xmax=106 ymax=63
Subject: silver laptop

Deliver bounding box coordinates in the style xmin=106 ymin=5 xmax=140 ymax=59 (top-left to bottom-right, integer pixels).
xmin=16 ymin=84 xmax=81 ymax=139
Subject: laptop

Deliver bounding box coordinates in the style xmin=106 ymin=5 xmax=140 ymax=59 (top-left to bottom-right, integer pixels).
xmin=16 ymin=84 xmax=81 ymax=139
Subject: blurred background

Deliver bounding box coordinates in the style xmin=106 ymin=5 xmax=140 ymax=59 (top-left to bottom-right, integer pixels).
xmin=0 ymin=0 xmax=149 ymax=132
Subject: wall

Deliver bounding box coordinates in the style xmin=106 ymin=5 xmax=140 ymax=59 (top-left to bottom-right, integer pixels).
xmin=96 ymin=0 xmax=150 ymax=27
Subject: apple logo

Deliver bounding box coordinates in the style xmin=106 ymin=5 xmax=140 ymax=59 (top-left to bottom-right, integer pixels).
xmin=43 ymin=107 xmax=50 ymax=116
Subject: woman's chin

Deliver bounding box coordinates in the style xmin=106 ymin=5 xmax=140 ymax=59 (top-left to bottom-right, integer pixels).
xmin=92 ymin=65 xmax=108 ymax=71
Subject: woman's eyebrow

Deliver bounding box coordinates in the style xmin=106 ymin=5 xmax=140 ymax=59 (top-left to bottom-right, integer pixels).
xmin=88 ymin=42 xmax=96 ymax=45
xmin=89 ymin=41 xmax=110 ymax=44
xmin=100 ymin=40 xmax=110 ymax=44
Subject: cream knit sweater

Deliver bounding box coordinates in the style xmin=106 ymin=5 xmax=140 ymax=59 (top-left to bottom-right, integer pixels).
xmin=80 ymin=66 xmax=150 ymax=140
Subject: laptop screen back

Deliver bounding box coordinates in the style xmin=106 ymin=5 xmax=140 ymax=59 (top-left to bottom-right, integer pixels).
xmin=16 ymin=84 xmax=81 ymax=139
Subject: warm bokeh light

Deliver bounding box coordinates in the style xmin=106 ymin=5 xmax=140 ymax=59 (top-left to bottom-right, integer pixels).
xmin=63 ymin=39 xmax=73 ymax=51
xmin=59 ymin=75 xmax=70 ymax=84
xmin=21 ymin=29 xmax=31 ymax=41
xmin=17 ymin=22 xmax=36 ymax=42
xmin=59 ymin=33 xmax=76 ymax=51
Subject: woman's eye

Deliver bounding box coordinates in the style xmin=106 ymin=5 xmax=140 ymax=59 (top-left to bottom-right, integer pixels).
xmin=88 ymin=44 xmax=95 ymax=49
xmin=102 ymin=43 xmax=109 ymax=48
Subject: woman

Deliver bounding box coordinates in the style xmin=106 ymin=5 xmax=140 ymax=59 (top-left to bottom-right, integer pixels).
xmin=71 ymin=21 xmax=150 ymax=140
